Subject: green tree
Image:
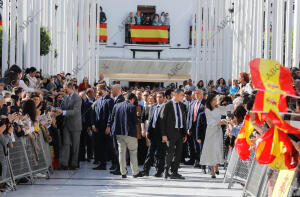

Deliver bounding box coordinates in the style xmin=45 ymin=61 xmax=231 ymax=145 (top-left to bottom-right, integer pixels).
xmin=40 ymin=26 xmax=51 ymax=56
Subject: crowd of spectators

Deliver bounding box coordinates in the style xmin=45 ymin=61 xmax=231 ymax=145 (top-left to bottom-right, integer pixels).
xmin=0 ymin=65 xmax=299 ymax=195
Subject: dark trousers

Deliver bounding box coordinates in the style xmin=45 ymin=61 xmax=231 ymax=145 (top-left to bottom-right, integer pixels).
xmin=165 ymin=137 xmax=183 ymax=174
xmin=79 ymin=127 xmax=93 ymax=161
xmin=186 ymin=134 xmax=195 ymax=161
xmin=143 ymin=136 xmax=167 ymax=173
xmin=112 ymin=135 xmax=120 ymax=170
xmin=191 ymin=124 xmax=201 ymax=161
xmin=138 ymin=137 xmax=148 ymax=165
xmin=94 ymin=129 xmax=116 ymax=166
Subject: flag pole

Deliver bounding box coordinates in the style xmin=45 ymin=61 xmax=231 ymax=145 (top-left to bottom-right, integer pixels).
xmin=254 ymin=88 xmax=300 ymax=99
xmin=251 ymin=111 xmax=300 ymax=116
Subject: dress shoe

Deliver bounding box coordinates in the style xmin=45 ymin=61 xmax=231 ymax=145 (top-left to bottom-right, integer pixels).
xmin=215 ymin=171 xmax=219 ymax=175
xmin=122 ymin=175 xmax=127 ymax=178
xmin=170 ymin=173 xmax=185 ymax=180
xmin=93 ymin=165 xmax=106 ymax=170
xmin=193 ymin=160 xmax=200 ymax=168
xmin=111 ymin=170 xmax=121 ymax=175
xmin=154 ymin=172 xmax=163 ymax=177
xmin=141 ymin=170 xmax=149 ymax=176
xmin=163 ymin=169 xmax=171 ymax=179
xmin=93 ymin=160 xmax=99 ymax=165
xmin=133 ymin=172 xmax=144 ymax=178
xmin=184 ymin=160 xmax=195 ymax=165
xmin=109 ymin=165 xmax=116 ymax=171
xmin=202 ymin=168 xmax=207 ymax=174
xmin=211 ymin=175 xmax=216 ymax=179
xmin=59 ymin=165 xmax=69 ymax=170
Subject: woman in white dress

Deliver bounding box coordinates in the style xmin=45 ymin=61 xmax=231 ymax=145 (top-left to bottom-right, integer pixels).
xmin=200 ymin=94 xmax=234 ymax=178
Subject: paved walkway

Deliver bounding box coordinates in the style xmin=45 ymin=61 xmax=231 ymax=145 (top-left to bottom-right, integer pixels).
xmin=4 ymin=162 xmax=243 ymax=197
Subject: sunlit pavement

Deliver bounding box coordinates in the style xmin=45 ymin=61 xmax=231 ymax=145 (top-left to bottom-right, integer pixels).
xmin=4 ymin=162 xmax=243 ymax=197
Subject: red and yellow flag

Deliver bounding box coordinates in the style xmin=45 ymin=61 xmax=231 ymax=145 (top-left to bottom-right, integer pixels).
xmin=130 ymin=25 xmax=169 ymax=43
xmin=267 ymin=110 xmax=300 ymax=135
xmin=77 ymin=23 xmax=108 ymax=41
xmin=250 ymin=58 xmax=296 ymax=96
xmin=235 ymin=114 xmax=254 ymax=160
xmin=99 ymin=24 xmax=107 ymax=41
xmin=256 ymin=126 xmax=298 ymax=170
xmin=252 ymin=91 xmax=287 ymax=113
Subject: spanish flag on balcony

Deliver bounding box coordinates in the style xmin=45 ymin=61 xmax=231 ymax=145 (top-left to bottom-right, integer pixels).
xmin=235 ymin=114 xmax=254 ymax=160
xmin=250 ymin=58 xmax=296 ymax=96
xmin=130 ymin=25 xmax=169 ymax=43
xmin=99 ymin=24 xmax=107 ymax=41
xmin=255 ymin=126 xmax=298 ymax=170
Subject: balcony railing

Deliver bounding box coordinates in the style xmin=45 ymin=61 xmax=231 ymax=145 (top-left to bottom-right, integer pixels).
xmin=125 ymin=24 xmax=170 ymax=45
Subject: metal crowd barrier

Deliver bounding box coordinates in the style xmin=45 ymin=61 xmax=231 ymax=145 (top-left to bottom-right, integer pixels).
xmin=0 ymin=130 xmax=51 ymax=191
xmin=223 ymin=149 xmax=254 ymax=189
xmin=242 ymin=160 xmax=269 ymax=197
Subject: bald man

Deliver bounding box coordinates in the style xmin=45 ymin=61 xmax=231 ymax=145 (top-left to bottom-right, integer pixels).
xmin=109 ymin=84 xmax=125 ymax=175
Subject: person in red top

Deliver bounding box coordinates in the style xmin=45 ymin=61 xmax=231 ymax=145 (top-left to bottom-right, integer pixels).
xmin=78 ymin=77 xmax=91 ymax=92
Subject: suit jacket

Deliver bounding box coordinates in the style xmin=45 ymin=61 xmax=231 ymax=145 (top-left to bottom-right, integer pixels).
xmin=114 ymin=94 xmax=125 ymax=104
xmin=159 ymin=100 xmax=187 ymax=140
xmin=92 ymin=94 xmax=114 ymax=131
xmin=61 ymin=92 xmax=82 ymax=132
xmin=81 ymin=98 xmax=94 ymax=128
xmin=186 ymin=99 xmax=207 ymax=141
xmin=147 ymin=103 xmax=163 ymax=140
xmin=110 ymin=101 xmax=138 ymax=137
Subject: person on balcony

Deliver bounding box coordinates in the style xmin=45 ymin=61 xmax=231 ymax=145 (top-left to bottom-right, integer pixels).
xmin=126 ymin=12 xmax=136 ymax=25
xmin=143 ymin=16 xmax=152 ymax=26
xmin=135 ymin=11 xmax=143 ymax=25
xmin=159 ymin=12 xmax=165 ymax=25
xmin=99 ymin=6 xmax=107 ymax=24
xmin=152 ymin=14 xmax=160 ymax=26
xmin=163 ymin=13 xmax=170 ymax=26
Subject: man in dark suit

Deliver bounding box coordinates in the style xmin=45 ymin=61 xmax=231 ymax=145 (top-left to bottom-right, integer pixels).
xmin=186 ymin=90 xmax=207 ymax=171
xmin=109 ymin=84 xmax=125 ymax=175
xmin=182 ymin=90 xmax=195 ymax=165
xmin=110 ymin=93 xmax=143 ymax=178
xmin=160 ymin=89 xmax=187 ymax=179
xmin=79 ymin=88 xmax=95 ymax=162
xmin=142 ymin=92 xmax=167 ymax=177
xmin=92 ymin=84 xmax=114 ymax=170
xmin=57 ymin=82 xmax=82 ymax=170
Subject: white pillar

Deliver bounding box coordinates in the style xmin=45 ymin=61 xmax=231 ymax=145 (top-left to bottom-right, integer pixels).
xmin=285 ymin=0 xmax=293 ymax=67
xmin=275 ymin=0 xmax=284 ymax=64
xmin=90 ymin=0 xmax=97 ymax=84
xmin=16 ymin=0 xmax=24 ymax=66
xmin=2 ymin=0 xmax=9 ymax=75
xmin=293 ymin=0 xmax=300 ymax=68
xmin=202 ymin=0 xmax=208 ymax=83
xmin=10 ymin=0 xmax=17 ymax=66
xmin=271 ymin=0 xmax=278 ymax=60
xmin=264 ymin=0 xmax=271 ymax=59
xmin=36 ymin=0 xmax=41 ymax=70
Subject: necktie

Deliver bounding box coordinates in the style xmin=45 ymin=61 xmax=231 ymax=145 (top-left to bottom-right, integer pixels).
xmin=152 ymin=105 xmax=160 ymax=128
xmin=66 ymin=95 xmax=71 ymax=107
xmin=193 ymin=101 xmax=199 ymax=122
xmin=175 ymin=103 xmax=182 ymax=128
